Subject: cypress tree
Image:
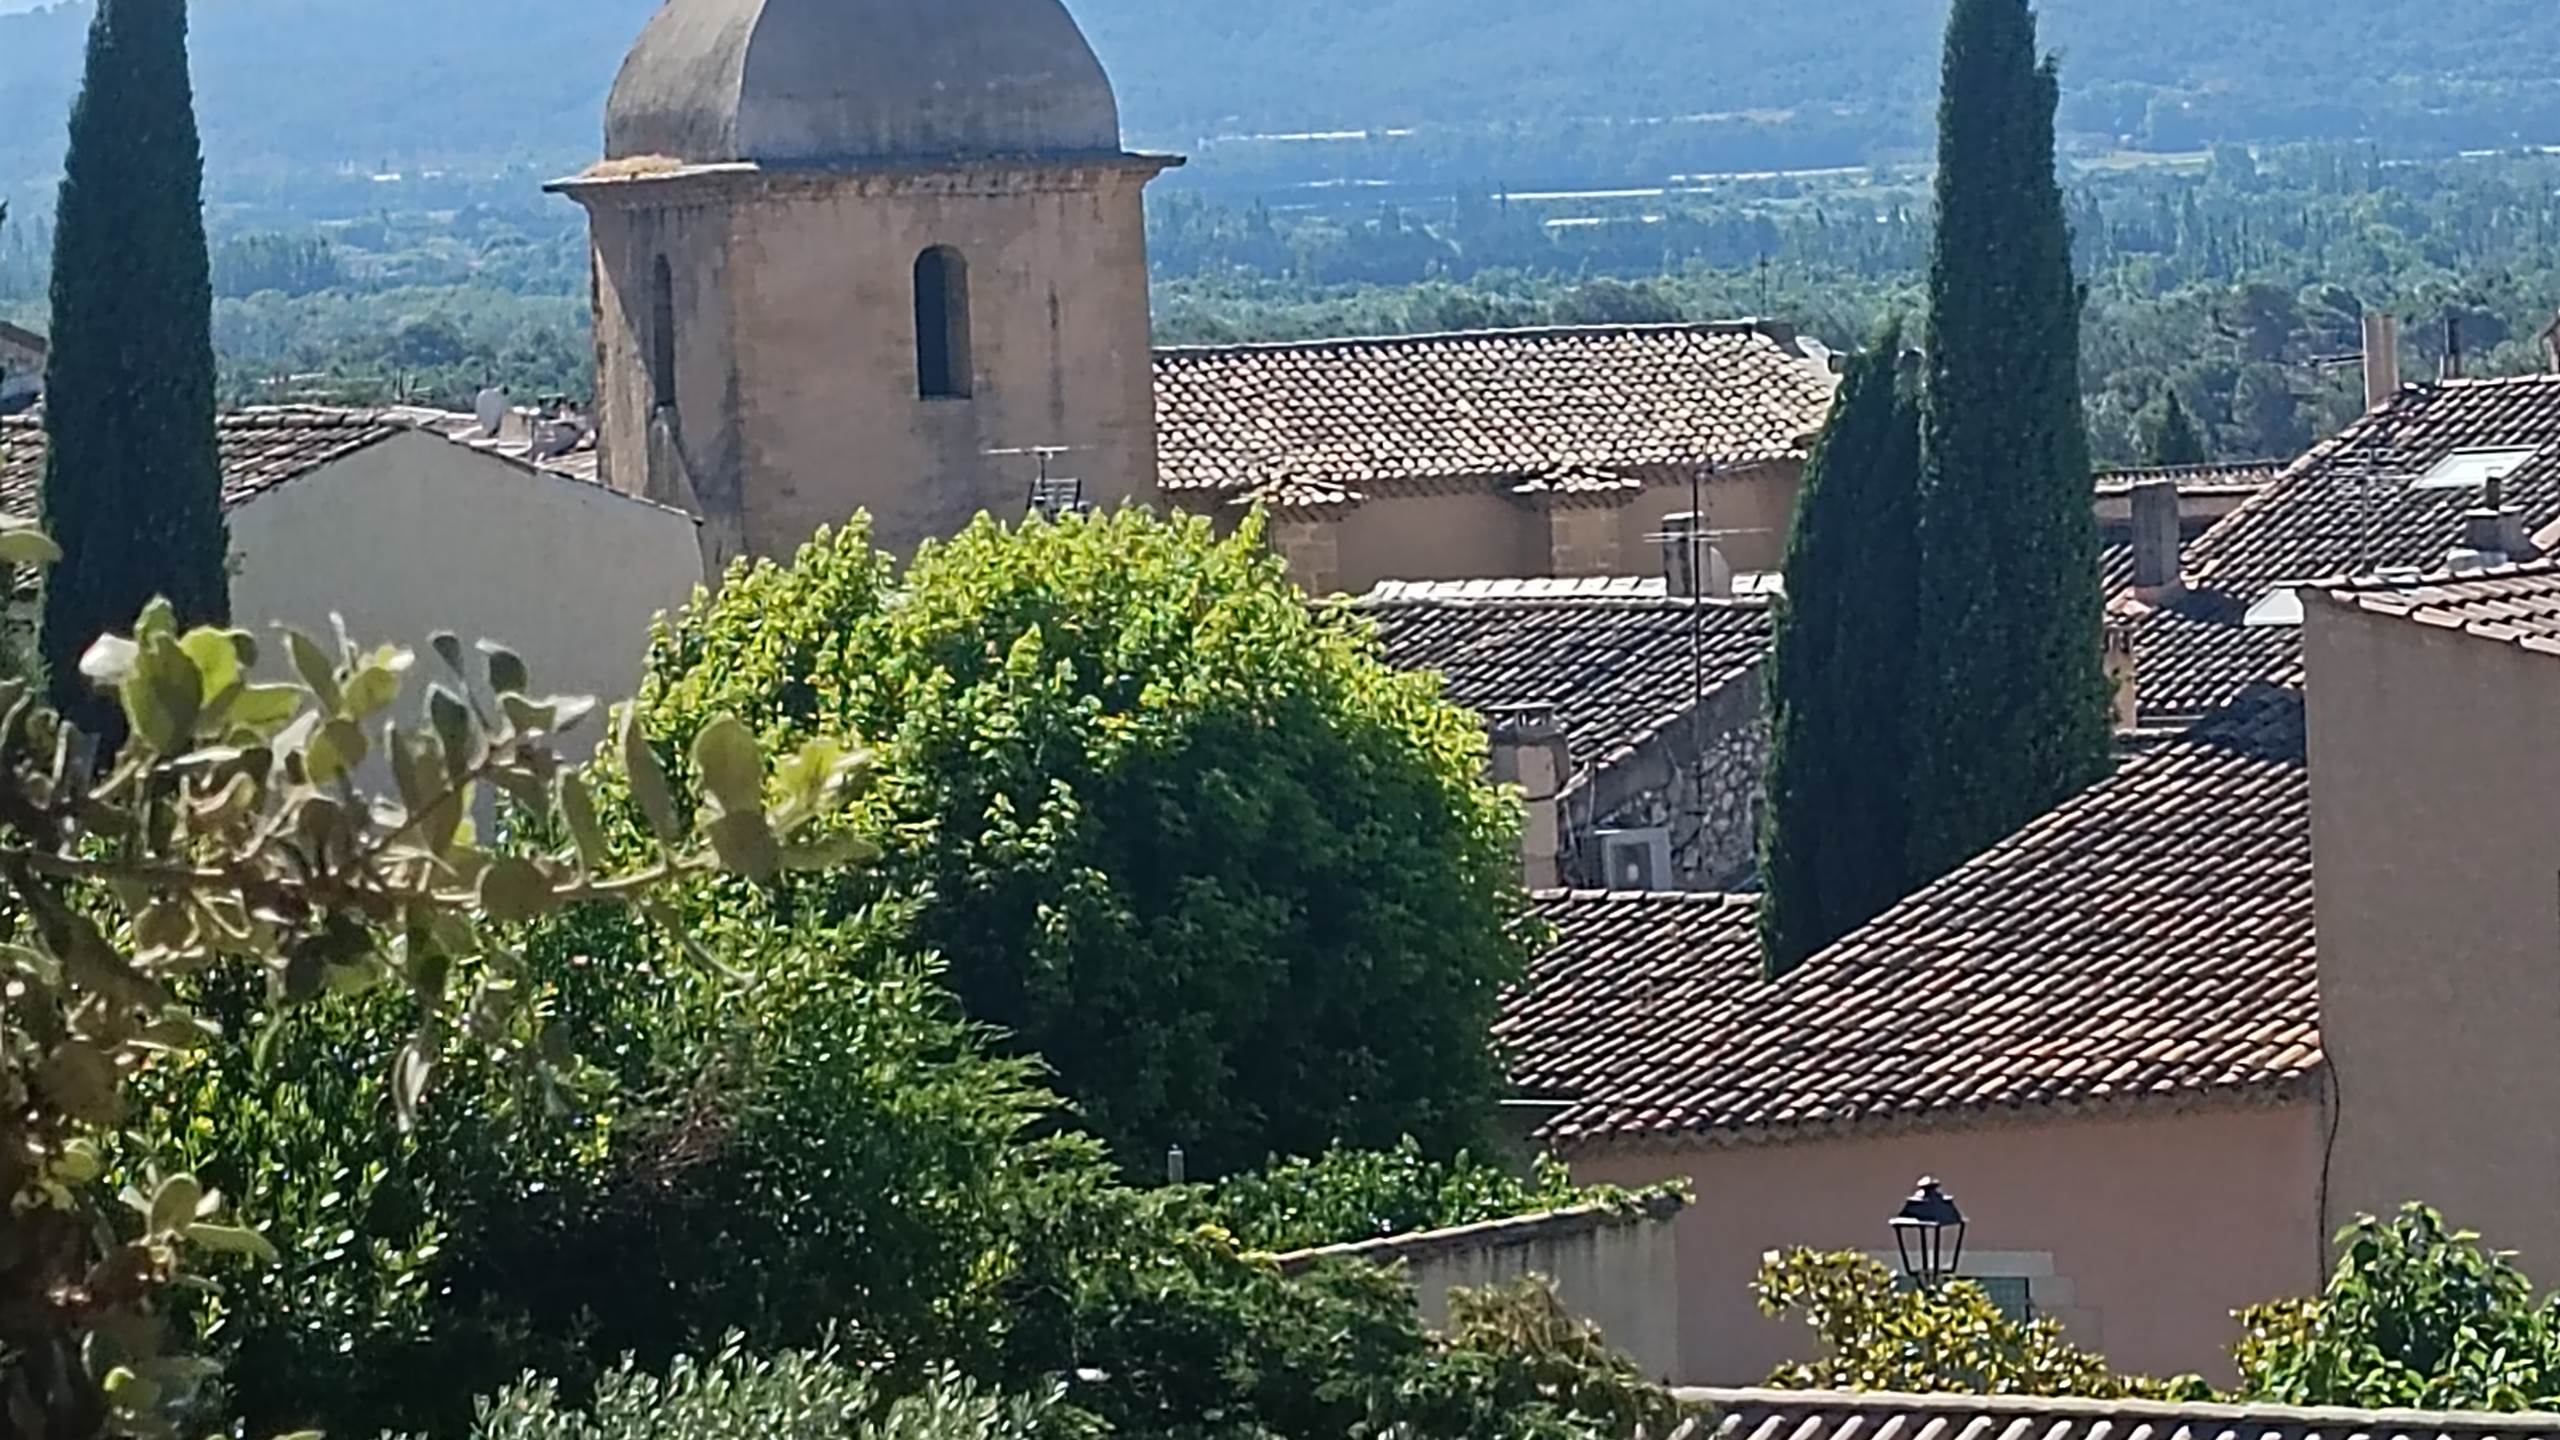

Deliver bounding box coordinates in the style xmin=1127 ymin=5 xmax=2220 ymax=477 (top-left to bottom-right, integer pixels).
xmin=39 ymin=0 xmax=228 ymax=736
xmin=1761 ymin=322 xmax=1922 ymax=977
xmin=2148 ymin=389 xmax=2209 ymax=466
xmin=1904 ymin=0 xmax=2110 ymax=883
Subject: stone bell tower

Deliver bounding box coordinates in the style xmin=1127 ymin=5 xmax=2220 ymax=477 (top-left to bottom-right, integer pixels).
xmin=554 ymin=0 xmax=1179 ymax=567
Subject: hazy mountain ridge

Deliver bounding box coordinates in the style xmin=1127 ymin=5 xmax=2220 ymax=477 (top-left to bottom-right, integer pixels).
xmin=0 ymin=0 xmax=2552 ymax=196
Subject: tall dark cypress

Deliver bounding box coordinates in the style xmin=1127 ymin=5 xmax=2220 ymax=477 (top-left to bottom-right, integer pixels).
xmin=2149 ymin=389 xmax=2209 ymax=466
xmin=1903 ymin=0 xmax=2109 ymax=883
xmin=39 ymin=0 xmax=228 ymax=735
xmin=1761 ymin=323 xmax=1922 ymax=977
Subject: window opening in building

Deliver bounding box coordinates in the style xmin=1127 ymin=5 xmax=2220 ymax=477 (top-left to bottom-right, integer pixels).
xmin=915 ymin=246 xmax=973 ymax=400
xmin=649 ymin=255 xmax=678 ymax=416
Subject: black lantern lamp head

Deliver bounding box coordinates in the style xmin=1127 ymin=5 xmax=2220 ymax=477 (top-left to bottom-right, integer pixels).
xmin=1890 ymin=1176 xmax=1966 ymax=1288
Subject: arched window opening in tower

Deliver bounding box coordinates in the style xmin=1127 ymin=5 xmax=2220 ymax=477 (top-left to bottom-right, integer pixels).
xmin=649 ymin=254 xmax=679 ymax=417
xmin=914 ymin=246 xmax=973 ymax=400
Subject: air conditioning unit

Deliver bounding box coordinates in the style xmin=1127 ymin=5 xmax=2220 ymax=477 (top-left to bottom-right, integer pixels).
xmin=1595 ymin=827 xmax=1673 ymax=892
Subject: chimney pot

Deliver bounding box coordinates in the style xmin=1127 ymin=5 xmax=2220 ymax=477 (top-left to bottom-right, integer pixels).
xmin=2443 ymin=315 xmax=2465 ymax=380
xmin=2362 ymin=311 xmax=2401 ymax=413
xmin=1489 ymin=705 xmax=1570 ymax=891
xmin=2130 ymin=478 xmax=2183 ymax=597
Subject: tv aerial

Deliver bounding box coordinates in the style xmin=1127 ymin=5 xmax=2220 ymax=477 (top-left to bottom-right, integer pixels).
xmin=988 ymin=443 xmax=1091 ymax=521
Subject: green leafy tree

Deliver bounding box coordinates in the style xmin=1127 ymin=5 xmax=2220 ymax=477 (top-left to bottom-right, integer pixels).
xmin=1760 ymin=323 xmax=1922 ymax=976
xmin=621 ymin=511 xmax=1532 ymax=1175
xmin=1755 ymin=1249 xmax=2206 ymax=1399
xmin=2146 ymin=389 xmax=2210 ymax=466
xmin=1195 ymin=1137 xmax=1665 ymax=1253
xmin=2235 ymin=1206 xmax=2560 ymax=1412
xmin=37 ymin=0 xmax=230 ymax=738
xmin=0 ymin=516 xmax=855 ymax=1438
xmin=1903 ymin=0 xmax=2112 ymax=884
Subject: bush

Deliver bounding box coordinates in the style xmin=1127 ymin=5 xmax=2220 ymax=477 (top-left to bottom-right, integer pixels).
xmin=2235 ymin=1205 xmax=2560 ymax=1411
xmin=1754 ymin=1249 xmax=2204 ymax=1399
xmin=438 ymin=1343 xmax=1082 ymax=1440
xmin=618 ymin=511 xmax=1534 ymax=1175
xmin=1196 ymin=1138 xmax=1653 ymax=1253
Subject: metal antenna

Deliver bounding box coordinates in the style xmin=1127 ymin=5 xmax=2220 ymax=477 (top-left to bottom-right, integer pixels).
xmin=988 ymin=443 xmax=1090 ymax=521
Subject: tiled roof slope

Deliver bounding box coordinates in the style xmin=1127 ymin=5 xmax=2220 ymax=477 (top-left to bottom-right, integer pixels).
xmin=2094 ymin=459 xmax=2284 ymax=497
xmin=2319 ymin=559 xmax=2560 ymax=650
xmin=1694 ymin=1388 xmax=2560 ymax=1440
xmin=1153 ymin=323 xmax=1838 ymax=495
xmin=2186 ymin=375 xmax=2560 ymax=598
xmin=1353 ymin=591 xmax=1774 ymax=778
xmin=0 ymin=408 xmax=406 ymax=514
xmin=1549 ymin=683 xmax=2317 ymax=1147
xmin=2129 ymin=597 xmax=2305 ymax=726
xmin=1500 ymin=892 xmax=1763 ymax=1104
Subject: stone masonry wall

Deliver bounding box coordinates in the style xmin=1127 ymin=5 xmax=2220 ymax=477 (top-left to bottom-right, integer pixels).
xmin=1562 ymin=666 xmax=1767 ymax=892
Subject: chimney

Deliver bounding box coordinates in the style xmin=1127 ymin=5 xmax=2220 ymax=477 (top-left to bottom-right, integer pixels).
xmin=2362 ymin=311 xmax=2401 ymax=413
xmin=473 ymin=386 xmax=509 ymax=437
xmin=1489 ymin=704 xmax=1569 ymax=892
xmin=2456 ymin=474 xmax=2532 ymax=566
xmin=2442 ymin=316 xmax=2465 ymax=381
xmin=2130 ymin=478 xmax=2183 ymax=598
xmin=2543 ymin=311 xmax=2560 ymax=375
xmin=1659 ymin=511 xmax=1734 ymax=599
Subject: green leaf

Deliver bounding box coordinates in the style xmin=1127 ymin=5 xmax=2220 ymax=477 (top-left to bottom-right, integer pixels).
xmin=428 ymin=684 xmax=477 ymax=781
xmin=0 ymin=523 xmax=61 ymax=567
xmin=559 ymin=771 xmax=608 ymax=872
xmin=122 ymin=634 xmax=204 ymax=751
xmin=184 ymin=1223 xmax=280 ymax=1265
xmin=345 ymin=660 xmax=407 ymax=720
xmin=307 ymin=717 xmax=369 ymax=786
xmin=431 ymin=632 xmax=467 ymax=675
xmin=477 ymin=858 xmax=556 ymax=924
xmin=689 ymin=714 xmax=766 ymax=815
xmin=781 ymin=832 xmax=883 ymax=870
xmin=226 ymin=684 xmax=305 ymax=738
xmin=147 ymin=1174 xmax=204 ymax=1236
xmin=705 ymin=810 xmax=783 ymax=880
xmin=178 ymin=628 xmax=249 ymax=702
xmin=479 ymin=641 xmax=530 ymax=696
xmin=283 ymin=627 xmax=344 ymax=713
xmin=622 ymin=707 xmax=682 ymax=844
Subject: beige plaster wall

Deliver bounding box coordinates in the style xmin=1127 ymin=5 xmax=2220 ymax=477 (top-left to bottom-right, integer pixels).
xmin=582 ymin=163 xmax=1164 ymax=566
xmin=227 ymin=430 xmax=704 ymax=718
xmin=1570 ymin=1103 xmax=2325 ymax=1385
xmin=1328 ymin=488 xmax=1546 ymax=588
xmin=1617 ymin=464 xmax=1802 ymax=576
xmin=1281 ymin=1206 xmax=1686 ymax=1383
xmin=2307 ymin=601 xmax=2560 ymax=1275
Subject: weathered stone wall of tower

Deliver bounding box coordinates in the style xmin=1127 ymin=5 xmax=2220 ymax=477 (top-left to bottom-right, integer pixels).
xmin=721 ymin=161 xmax=1166 ymax=559
xmin=573 ymin=157 xmax=1168 ymax=566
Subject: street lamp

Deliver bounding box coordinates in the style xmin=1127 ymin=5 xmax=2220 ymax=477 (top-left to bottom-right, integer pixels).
xmin=1890 ymin=1176 xmax=1966 ymax=1289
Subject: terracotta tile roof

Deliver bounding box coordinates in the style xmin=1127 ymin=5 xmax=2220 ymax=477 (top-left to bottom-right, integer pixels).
xmin=1693 ymin=1388 xmax=2560 ymax=1440
xmin=1354 ymin=590 xmax=1774 ymax=779
xmin=2113 ymin=376 xmax=2560 ymax=728
xmin=2186 ymin=375 xmax=2560 ymax=599
xmin=1 ymin=407 xmax=405 ymax=515
xmin=1153 ymin=322 xmax=1838 ymax=496
xmin=1510 ymin=462 xmax=1644 ymax=498
xmin=2127 ymin=597 xmax=2304 ymax=726
xmin=2317 ymin=558 xmax=2560 ymax=651
xmin=2094 ymin=459 xmax=2284 ymax=498
xmin=1500 ymin=891 xmax=1764 ymax=1104
xmin=1545 ymin=683 xmax=2317 ymax=1147
xmin=0 ymin=406 xmax=680 ymax=521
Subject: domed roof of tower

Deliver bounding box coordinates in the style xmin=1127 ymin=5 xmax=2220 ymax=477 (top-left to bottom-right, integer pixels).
xmin=605 ymin=0 xmax=1125 ymax=167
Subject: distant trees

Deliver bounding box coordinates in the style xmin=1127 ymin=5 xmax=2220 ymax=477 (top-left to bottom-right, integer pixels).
xmin=1760 ymin=324 xmax=1922 ymax=976
xmin=2146 ymin=390 xmax=2209 ymax=466
xmin=37 ymin=0 xmax=228 ymax=736
xmin=1902 ymin=0 xmax=2111 ymax=884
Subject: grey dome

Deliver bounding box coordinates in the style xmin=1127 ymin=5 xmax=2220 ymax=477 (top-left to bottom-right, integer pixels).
xmin=605 ymin=0 xmax=1125 ymax=166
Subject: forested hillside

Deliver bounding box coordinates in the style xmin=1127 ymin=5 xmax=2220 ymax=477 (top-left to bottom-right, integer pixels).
xmin=0 ymin=0 xmax=2554 ymax=203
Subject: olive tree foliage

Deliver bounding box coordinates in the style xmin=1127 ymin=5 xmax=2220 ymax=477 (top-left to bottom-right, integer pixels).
xmin=2235 ymin=1206 xmax=2560 ymax=1412
xmin=0 ymin=520 xmax=861 ymax=1440
xmin=619 ymin=510 xmax=1532 ymax=1175
xmin=1754 ymin=1249 xmax=2208 ymax=1399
